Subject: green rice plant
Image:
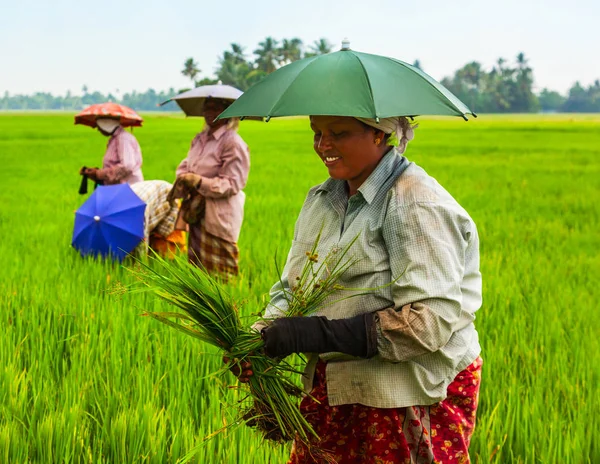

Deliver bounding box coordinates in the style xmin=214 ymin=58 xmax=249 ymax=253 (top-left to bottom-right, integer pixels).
xmin=1 ymin=113 xmax=599 ymax=463
xmin=128 ymin=232 xmax=362 ymax=456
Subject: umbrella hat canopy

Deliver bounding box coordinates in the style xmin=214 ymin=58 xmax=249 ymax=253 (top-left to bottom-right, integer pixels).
xmin=72 ymin=184 xmax=146 ymax=261
xmin=218 ymin=48 xmax=474 ymax=120
xmin=75 ymin=103 xmax=143 ymax=128
xmin=159 ymin=84 xmax=243 ymax=117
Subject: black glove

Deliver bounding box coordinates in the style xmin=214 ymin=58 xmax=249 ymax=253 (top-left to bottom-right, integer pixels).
xmin=78 ymin=168 xmax=89 ymax=195
xmin=261 ymin=313 xmax=378 ymax=359
xmin=78 ymin=166 xmax=103 ymax=195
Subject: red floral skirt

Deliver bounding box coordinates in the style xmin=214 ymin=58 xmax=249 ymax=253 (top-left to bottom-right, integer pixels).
xmin=289 ymin=357 xmax=482 ymax=464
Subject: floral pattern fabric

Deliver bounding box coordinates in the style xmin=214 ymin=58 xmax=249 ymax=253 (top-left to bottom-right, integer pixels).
xmin=289 ymin=357 xmax=482 ymax=464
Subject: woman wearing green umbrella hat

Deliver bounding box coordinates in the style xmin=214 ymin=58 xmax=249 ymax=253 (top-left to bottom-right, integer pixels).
xmin=227 ymin=45 xmax=482 ymax=463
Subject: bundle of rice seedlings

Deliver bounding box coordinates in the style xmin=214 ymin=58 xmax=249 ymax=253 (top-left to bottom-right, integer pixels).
xmin=128 ymin=234 xmax=361 ymax=451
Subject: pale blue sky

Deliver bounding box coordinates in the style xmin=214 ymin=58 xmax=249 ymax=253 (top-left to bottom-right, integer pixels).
xmin=1 ymin=0 xmax=597 ymax=96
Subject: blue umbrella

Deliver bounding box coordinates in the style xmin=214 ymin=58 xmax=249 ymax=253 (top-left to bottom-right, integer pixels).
xmin=72 ymin=184 xmax=146 ymax=261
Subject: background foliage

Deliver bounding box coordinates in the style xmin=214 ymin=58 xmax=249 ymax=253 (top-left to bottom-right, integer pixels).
xmin=2 ymin=38 xmax=598 ymax=113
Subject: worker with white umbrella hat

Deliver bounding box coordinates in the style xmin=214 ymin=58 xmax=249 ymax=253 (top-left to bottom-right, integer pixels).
xmin=167 ymin=86 xmax=250 ymax=278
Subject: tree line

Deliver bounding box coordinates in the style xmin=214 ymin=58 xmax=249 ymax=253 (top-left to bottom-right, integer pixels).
xmin=0 ymin=88 xmax=178 ymax=112
xmin=440 ymin=53 xmax=600 ymax=113
xmin=1 ymin=37 xmax=598 ymax=113
xmin=181 ymin=37 xmax=332 ymax=91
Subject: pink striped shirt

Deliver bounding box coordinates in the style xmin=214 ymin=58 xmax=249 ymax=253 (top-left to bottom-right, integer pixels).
xmin=176 ymin=125 xmax=250 ymax=242
xmin=99 ymin=126 xmax=144 ymax=185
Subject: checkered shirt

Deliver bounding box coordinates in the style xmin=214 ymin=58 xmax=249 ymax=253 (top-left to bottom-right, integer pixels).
xmin=130 ymin=180 xmax=178 ymax=239
xmin=265 ymin=149 xmax=482 ymax=408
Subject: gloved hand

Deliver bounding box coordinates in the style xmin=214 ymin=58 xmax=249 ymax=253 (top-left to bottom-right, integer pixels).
xmin=261 ymin=313 xmax=378 ymax=359
xmin=82 ymin=167 xmax=100 ymax=181
xmin=178 ymin=173 xmax=203 ymax=190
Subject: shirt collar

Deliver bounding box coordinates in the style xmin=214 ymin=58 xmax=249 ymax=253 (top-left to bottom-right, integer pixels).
xmin=110 ymin=126 xmax=124 ymax=138
xmin=316 ymin=148 xmax=404 ymax=205
xmin=205 ymin=124 xmax=228 ymax=141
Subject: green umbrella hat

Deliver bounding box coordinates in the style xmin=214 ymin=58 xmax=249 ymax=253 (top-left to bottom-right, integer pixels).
xmin=218 ymin=40 xmax=475 ymax=121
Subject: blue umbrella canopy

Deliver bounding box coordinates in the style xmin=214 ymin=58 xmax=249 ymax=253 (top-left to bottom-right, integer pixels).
xmin=72 ymin=184 xmax=146 ymax=261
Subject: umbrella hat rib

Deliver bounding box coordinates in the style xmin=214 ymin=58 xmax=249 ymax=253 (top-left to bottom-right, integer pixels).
xmin=266 ymin=56 xmax=327 ymax=117
xmin=77 ymin=199 xmax=100 ymax=219
xmin=356 ymin=51 xmax=472 ymax=117
xmin=99 ymin=221 xmax=144 ymax=243
xmin=74 ymin=103 xmax=143 ymax=128
xmin=92 ymin=185 xmax=125 ymax=215
xmin=383 ymin=55 xmax=472 ymax=117
xmin=101 ymin=200 xmax=146 ymax=219
xmin=101 ymin=206 xmax=146 ymax=237
xmin=270 ymin=51 xmax=376 ymax=118
xmin=72 ymin=222 xmax=109 ymax=257
xmin=349 ymin=51 xmax=376 ymax=118
xmin=99 ymin=221 xmax=144 ymax=259
xmin=72 ymin=217 xmax=99 ymax=246
xmin=159 ymin=85 xmax=244 ymax=116
xmin=218 ymin=56 xmax=321 ymax=119
xmin=218 ymin=48 xmax=474 ymax=119
xmin=94 ymin=185 xmax=146 ymax=217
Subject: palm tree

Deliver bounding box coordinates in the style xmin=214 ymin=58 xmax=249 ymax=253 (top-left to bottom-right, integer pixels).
xmin=230 ymin=43 xmax=247 ymax=65
xmin=215 ymin=44 xmax=256 ymax=90
xmin=181 ymin=58 xmax=200 ymax=84
xmin=514 ymin=52 xmax=537 ymax=112
xmin=279 ymin=38 xmax=303 ymax=64
xmin=254 ymin=37 xmax=281 ymax=73
xmin=217 ymin=55 xmax=251 ymax=90
xmin=305 ymin=38 xmax=332 ymax=57
xmin=458 ymin=62 xmax=483 ymax=110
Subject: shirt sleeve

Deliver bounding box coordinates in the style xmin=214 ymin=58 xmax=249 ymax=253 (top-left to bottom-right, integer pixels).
xmin=99 ymin=133 xmax=140 ymax=184
xmin=377 ymin=200 xmax=475 ymax=362
xmin=154 ymin=203 xmax=178 ymax=237
xmin=198 ymin=137 xmax=249 ymax=199
xmin=175 ymin=157 xmax=189 ymax=177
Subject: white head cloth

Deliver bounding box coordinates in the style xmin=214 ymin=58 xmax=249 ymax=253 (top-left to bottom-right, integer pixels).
xmin=96 ymin=118 xmax=121 ymax=134
xmin=355 ymin=117 xmax=417 ymax=154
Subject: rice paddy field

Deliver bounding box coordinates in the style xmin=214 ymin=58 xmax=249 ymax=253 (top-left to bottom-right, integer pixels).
xmin=0 ymin=112 xmax=598 ymax=463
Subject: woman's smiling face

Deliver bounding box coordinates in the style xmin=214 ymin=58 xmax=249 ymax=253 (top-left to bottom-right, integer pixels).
xmin=310 ymin=116 xmax=385 ymax=195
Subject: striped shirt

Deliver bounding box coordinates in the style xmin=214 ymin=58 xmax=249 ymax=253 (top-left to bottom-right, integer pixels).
xmin=266 ymin=148 xmax=482 ymax=408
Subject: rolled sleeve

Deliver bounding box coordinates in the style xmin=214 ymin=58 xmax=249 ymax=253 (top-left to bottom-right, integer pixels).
xmin=377 ymin=201 xmax=472 ymax=362
xmin=99 ymin=165 xmax=131 ymax=184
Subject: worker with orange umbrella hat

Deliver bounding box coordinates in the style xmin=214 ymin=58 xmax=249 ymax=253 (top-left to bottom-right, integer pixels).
xmin=76 ymin=103 xmax=144 ymax=187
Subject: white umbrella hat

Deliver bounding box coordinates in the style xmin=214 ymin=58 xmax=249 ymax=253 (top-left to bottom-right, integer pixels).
xmin=159 ymin=84 xmax=244 ymax=117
